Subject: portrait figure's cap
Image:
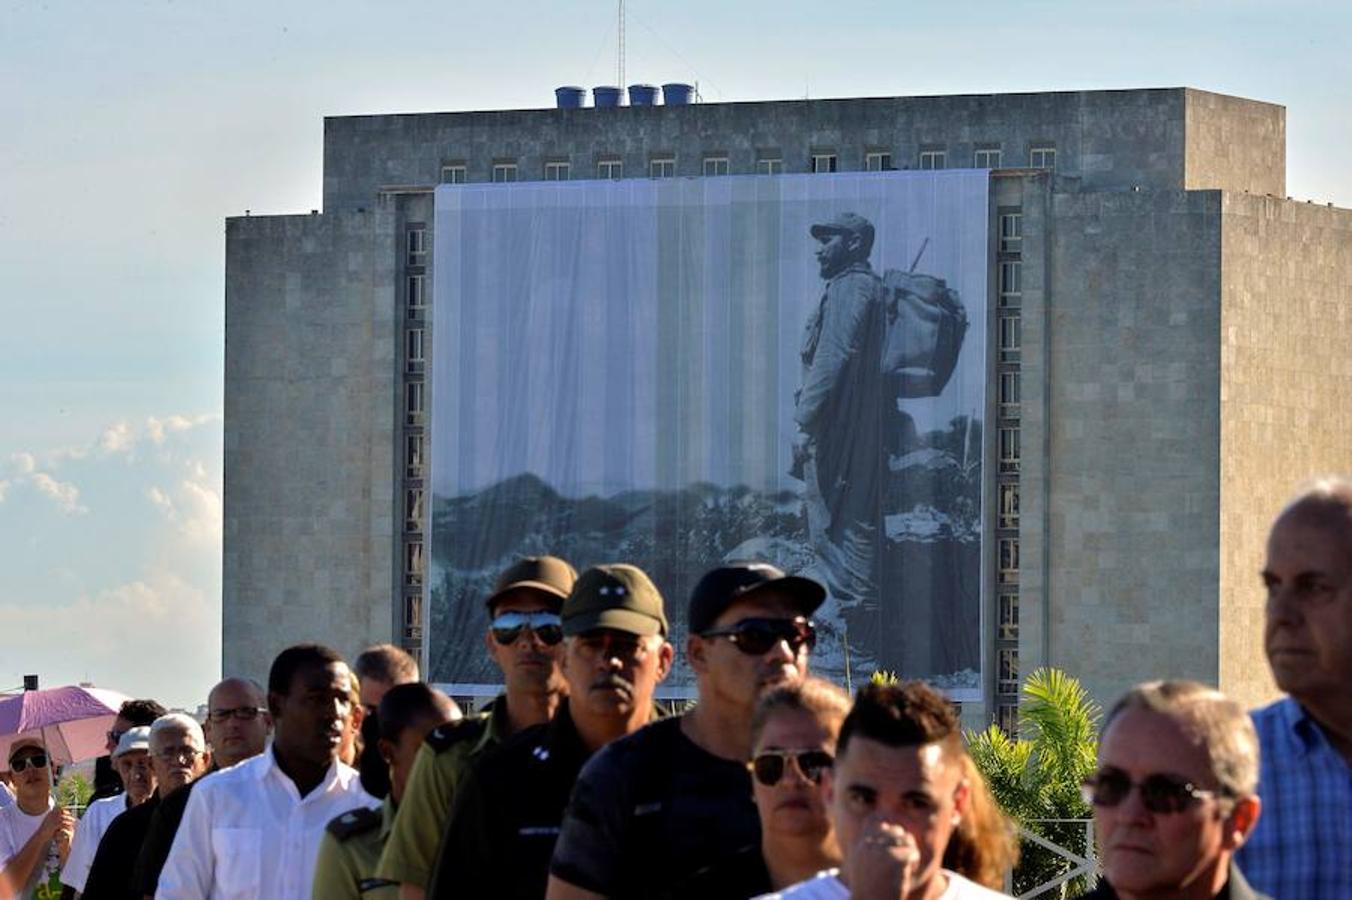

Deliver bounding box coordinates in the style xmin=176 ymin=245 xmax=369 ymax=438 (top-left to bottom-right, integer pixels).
xmin=7 ymin=735 xmax=45 ymax=764
xmin=113 ymin=726 xmax=152 ymax=759
xmin=809 ymin=212 xmax=875 ymax=250
xmin=687 ymin=562 xmax=826 ymax=635
xmin=562 ymin=564 xmax=668 ymax=638
xmin=485 ymin=556 xmax=578 ymax=610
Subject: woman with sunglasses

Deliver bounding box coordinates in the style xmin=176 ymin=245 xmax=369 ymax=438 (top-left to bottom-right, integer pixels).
xmin=680 ymin=677 xmax=850 ymax=898
xmin=0 ymin=737 xmax=75 ymax=899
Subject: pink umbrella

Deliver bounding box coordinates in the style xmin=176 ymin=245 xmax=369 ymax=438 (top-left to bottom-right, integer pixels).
xmin=0 ymin=685 xmax=133 ymax=770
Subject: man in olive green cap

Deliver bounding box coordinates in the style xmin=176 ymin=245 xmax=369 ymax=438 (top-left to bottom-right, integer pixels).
xmin=428 ymin=564 xmax=673 ymax=898
xmin=377 ymin=556 xmax=577 ymax=900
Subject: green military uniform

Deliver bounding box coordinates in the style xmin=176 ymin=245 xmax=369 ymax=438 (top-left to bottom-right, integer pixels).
xmin=373 ymin=699 xmax=512 ymax=890
xmin=313 ymin=798 xmax=398 ymax=900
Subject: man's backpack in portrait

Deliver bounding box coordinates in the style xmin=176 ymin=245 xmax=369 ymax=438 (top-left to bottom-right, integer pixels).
xmin=879 ymin=268 xmax=969 ymax=398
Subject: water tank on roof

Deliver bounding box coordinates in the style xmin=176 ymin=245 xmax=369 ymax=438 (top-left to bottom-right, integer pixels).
xmin=662 ymin=83 xmax=694 ymax=105
xmin=628 ymin=84 xmax=658 ymax=106
xmin=555 ymin=86 xmax=586 ymax=109
xmin=593 ymin=86 xmax=623 ymax=108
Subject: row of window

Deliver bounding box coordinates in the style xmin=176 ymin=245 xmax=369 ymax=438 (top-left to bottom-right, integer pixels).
xmin=402 ymin=223 xmax=429 ymax=650
xmin=439 ymin=145 xmax=1057 ymax=184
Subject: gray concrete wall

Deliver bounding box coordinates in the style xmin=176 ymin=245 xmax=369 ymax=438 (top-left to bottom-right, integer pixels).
xmin=1034 ymin=189 xmax=1224 ymax=709
xmin=223 ymin=210 xmax=398 ymax=684
xmin=322 ymin=88 xmax=1276 ymax=211
xmin=1217 ymin=195 xmax=1352 ymax=708
xmin=1185 ymin=90 xmax=1285 ymax=197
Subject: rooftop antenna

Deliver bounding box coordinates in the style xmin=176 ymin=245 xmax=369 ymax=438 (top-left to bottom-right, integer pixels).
xmin=618 ymin=0 xmax=625 ymax=88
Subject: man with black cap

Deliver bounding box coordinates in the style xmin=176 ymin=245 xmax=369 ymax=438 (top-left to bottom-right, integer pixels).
xmin=793 ymin=211 xmax=887 ymax=622
xmin=547 ymin=561 xmax=823 ymax=900
xmin=429 ymin=563 xmax=674 ymax=898
xmin=378 ymin=555 xmax=577 ymax=900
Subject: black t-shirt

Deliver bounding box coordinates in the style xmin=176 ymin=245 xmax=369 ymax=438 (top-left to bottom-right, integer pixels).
xmin=82 ymin=793 xmax=160 ymax=899
xmin=132 ymin=769 xmax=211 ymax=896
xmin=550 ymin=715 xmax=759 ymax=899
xmin=677 ymin=842 xmax=774 ymax=900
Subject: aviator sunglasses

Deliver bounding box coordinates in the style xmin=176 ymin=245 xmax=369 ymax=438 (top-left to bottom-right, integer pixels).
xmin=491 ymin=611 xmax=564 ymax=646
xmin=1081 ymin=768 xmax=1223 ymax=814
xmin=700 ymin=617 xmax=816 ymax=656
xmin=9 ymin=753 xmax=49 ymax=773
xmin=750 ymin=749 xmax=834 ymax=786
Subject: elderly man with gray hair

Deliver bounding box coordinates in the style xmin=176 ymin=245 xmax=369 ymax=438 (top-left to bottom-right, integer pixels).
xmin=82 ymin=714 xmax=210 ymax=898
xmin=1077 ymin=681 xmax=1266 ymax=900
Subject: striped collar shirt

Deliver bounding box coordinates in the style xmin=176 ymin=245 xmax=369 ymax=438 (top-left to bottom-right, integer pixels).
xmin=1236 ymin=697 xmax=1352 ymax=898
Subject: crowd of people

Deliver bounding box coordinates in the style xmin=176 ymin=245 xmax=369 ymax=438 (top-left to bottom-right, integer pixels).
xmin=0 ymin=476 xmax=1348 ymax=899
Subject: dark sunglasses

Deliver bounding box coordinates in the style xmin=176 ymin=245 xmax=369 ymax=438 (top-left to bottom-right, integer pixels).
xmin=750 ymin=749 xmax=833 ymax=786
xmin=491 ymin=611 xmax=564 ymax=646
xmin=1082 ymin=768 xmax=1222 ymax=814
xmin=106 ymin=729 xmax=126 ymax=745
xmin=701 ymin=617 xmax=816 ymax=656
xmin=10 ymin=753 xmax=49 ymax=773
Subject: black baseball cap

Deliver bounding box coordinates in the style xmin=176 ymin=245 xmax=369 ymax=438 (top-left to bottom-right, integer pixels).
xmin=687 ymin=562 xmax=826 ymax=635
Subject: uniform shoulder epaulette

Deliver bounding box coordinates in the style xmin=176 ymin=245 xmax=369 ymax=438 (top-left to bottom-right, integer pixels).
xmin=425 ymin=712 xmax=490 ymax=753
xmin=326 ymin=806 xmax=382 ymax=841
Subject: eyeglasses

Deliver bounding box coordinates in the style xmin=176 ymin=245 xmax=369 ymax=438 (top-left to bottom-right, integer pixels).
xmin=106 ymin=729 xmax=126 ymax=745
xmin=491 ymin=611 xmax=564 ymax=647
xmin=155 ymin=746 xmax=203 ymax=763
xmin=749 ymin=749 xmax=833 ymax=786
xmin=1081 ymin=768 xmax=1223 ymax=814
xmin=701 ymin=617 xmax=816 ymax=656
xmin=207 ymin=706 xmax=268 ymax=723
xmin=9 ymin=753 xmax=49 ymax=773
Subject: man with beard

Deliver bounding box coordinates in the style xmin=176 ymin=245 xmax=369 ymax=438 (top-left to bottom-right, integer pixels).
xmin=792 ymin=212 xmax=887 ymax=622
xmin=429 ymin=564 xmax=673 ymax=898
xmin=378 ymin=556 xmax=576 ymax=900
xmin=547 ymin=562 xmax=823 ymax=900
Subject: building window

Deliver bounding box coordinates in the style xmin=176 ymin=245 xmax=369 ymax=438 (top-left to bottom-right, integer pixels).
xmin=865 ymin=151 xmax=892 ymax=172
xmin=998 ymin=593 xmax=1020 ymax=641
xmin=999 ymin=371 xmax=1021 ymax=417
xmin=703 ymin=156 xmax=729 ymax=176
xmin=405 ymin=382 xmax=425 ymax=426
xmin=404 ymin=541 xmax=424 ymax=587
xmin=999 ymin=212 xmax=1023 ymax=254
xmin=650 ymin=156 xmax=676 ymax=178
xmin=998 ymin=315 xmax=1021 ymax=364
xmin=918 ymin=149 xmax=946 ymax=170
xmin=407 ymin=274 xmax=427 ymax=315
xmin=440 ymin=164 xmax=467 ymax=184
xmin=974 ymin=147 xmax=1002 ymax=169
xmin=999 ymin=427 xmax=1021 ymax=474
xmin=1030 ymin=146 xmax=1056 ymax=170
xmin=998 ymin=537 xmax=1020 ymax=585
xmin=406 ymin=228 xmax=427 ymax=267
xmin=756 ymin=154 xmax=783 ymax=175
xmin=996 ymin=703 xmax=1019 ymax=737
xmin=998 ymin=482 xmax=1020 ymax=530
xmin=403 ymin=593 xmax=423 ymax=632
xmin=544 ymin=161 xmax=571 ymax=181
xmin=406 ymin=433 xmax=425 ymax=479
xmin=999 ymin=260 xmax=1023 ymax=309
xmin=598 ymin=158 xmax=623 ymax=180
xmin=491 ymin=162 xmax=518 ymax=183
xmin=406 ymin=328 xmax=425 ymax=372
xmin=405 ymin=488 xmax=424 ymax=532
xmin=998 ymin=648 xmax=1020 ymax=695
xmin=811 ymin=153 xmax=838 ymax=174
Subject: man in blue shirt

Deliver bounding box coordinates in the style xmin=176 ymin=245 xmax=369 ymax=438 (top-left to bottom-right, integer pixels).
xmin=1237 ymin=477 xmax=1352 ymax=898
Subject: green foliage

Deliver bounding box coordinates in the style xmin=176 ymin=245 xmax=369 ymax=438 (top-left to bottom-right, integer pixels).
xmin=869 ymin=669 xmax=900 ymax=686
xmin=966 ymin=667 xmax=1102 ymax=896
xmin=55 ymin=772 xmax=93 ymax=814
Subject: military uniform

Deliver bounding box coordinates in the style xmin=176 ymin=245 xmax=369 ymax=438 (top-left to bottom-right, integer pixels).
xmin=312 ymin=798 xmax=398 ymax=900
xmin=373 ymin=699 xmax=511 ymax=890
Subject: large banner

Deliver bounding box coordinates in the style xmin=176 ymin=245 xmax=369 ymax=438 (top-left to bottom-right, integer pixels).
xmin=429 ymin=171 xmax=989 ymax=698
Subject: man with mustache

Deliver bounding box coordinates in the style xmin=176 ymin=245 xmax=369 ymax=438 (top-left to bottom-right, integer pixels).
xmin=378 ymin=556 xmax=575 ymax=900
xmin=1235 ymin=477 xmax=1352 ymax=898
xmin=548 ymin=562 xmax=823 ymax=900
xmin=427 ymin=563 xmax=673 ymax=898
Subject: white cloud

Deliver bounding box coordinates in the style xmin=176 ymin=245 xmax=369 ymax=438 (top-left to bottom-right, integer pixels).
xmin=10 ymin=452 xmax=36 ymax=475
xmin=99 ymin=421 xmax=136 ymax=455
xmin=30 ymin=472 xmax=88 ymax=515
xmin=0 ymin=479 xmax=9 ymax=503
xmin=147 ymin=460 xmax=222 ymax=543
xmin=146 ymin=413 xmax=219 ymax=446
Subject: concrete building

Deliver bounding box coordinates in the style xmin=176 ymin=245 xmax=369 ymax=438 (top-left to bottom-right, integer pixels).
xmin=224 ymin=86 xmax=1352 ymax=724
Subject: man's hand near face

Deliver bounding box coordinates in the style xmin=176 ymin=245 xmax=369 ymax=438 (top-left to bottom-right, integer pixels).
xmin=847 ymin=816 xmax=919 ymax=900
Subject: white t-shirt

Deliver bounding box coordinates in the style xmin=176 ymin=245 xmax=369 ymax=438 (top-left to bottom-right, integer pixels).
xmin=0 ymin=781 xmax=14 ymax=809
xmin=60 ymin=792 xmax=131 ymax=892
xmin=0 ymin=797 xmax=57 ymax=900
xmin=757 ymin=867 xmax=1012 ymax=899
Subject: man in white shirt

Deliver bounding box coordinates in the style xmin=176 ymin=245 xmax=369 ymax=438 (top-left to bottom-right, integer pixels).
xmin=156 ymin=644 xmax=378 ymax=900
xmin=62 ymin=725 xmax=157 ymax=896
xmin=0 ymin=736 xmax=75 ymax=899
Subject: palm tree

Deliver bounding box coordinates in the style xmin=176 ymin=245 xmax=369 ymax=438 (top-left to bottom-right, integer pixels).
xmin=966 ymin=667 xmax=1101 ymax=897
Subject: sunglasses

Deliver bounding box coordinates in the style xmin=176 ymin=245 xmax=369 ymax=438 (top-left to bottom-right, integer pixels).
xmin=207 ymin=706 xmax=268 ymax=723
xmin=1082 ymin=768 xmax=1222 ymax=814
xmin=106 ymin=729 xmax=126 ymax=745
xmin=701 ymin=617 xmax=816 ymax=656
xmin=10 ymin=753 xmax=49 ymax=773
xmin=750 ymin=749 xmax=833 ymax=786
xmin=491 ymin=611 xmax=564 ymax=647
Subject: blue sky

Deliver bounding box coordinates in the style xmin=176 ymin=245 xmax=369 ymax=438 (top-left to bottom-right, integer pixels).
xmin=1 ymin=1 xmax=1348 ymax=708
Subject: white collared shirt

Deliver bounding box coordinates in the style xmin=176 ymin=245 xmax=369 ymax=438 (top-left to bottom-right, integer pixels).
xmin=61 ymin=792 xmax=132 ymax=892
xmin=155 ymin=747 xmax=376 ymax=900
